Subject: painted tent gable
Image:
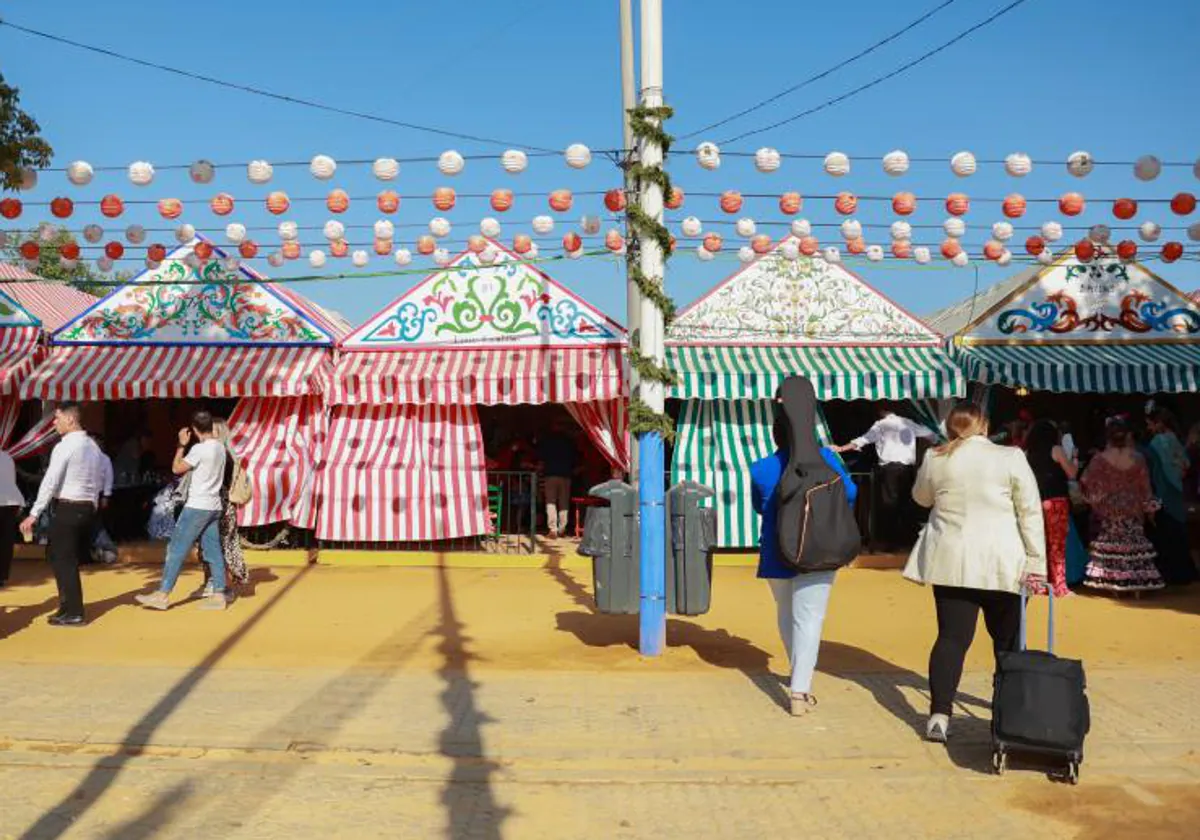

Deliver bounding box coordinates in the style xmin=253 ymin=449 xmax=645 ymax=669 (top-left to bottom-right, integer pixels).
xmin=343 ymin=244 xmax=624 ymax=349
xmin=669 ymin=237 xmax=936 ymax=345
xmin=967 ymin=248 xmax=1200 ymax=343
xmin=54 ymin=241 xmax=334 ymax=345
xmin=0 ymin=287 xmax=39 ymax=328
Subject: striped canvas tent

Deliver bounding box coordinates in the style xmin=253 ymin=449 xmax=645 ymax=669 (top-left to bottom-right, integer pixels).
xmin=20 ymin=240 xmax=346 ymax=528
xmin=667 ymin=236 xmax=963 ymax=547
xmin=319 ymin=240 xmax=627 ymax=543
xmin=0 ymin=279 xmax=45 ymax=449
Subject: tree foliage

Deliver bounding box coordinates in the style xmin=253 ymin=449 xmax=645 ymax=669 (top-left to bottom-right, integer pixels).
xmin=1 ymin=227 xmax=128 ymax=297
xmin=0 ymin=72 xmax=52 ymax=191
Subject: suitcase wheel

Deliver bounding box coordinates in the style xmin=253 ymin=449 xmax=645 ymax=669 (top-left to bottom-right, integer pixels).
xmin=991 ymin=749 xmax=1007 ymax=775
xmin=1066 ymin=760 xmax=1080 ymax=785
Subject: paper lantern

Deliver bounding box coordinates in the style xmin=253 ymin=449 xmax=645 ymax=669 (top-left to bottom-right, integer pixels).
xmin=480 ymin=244 xmax=501 ymax=264
xmin=891 ymin=239 xmax=912 ymax=259
xmin=1041 ymin=220 xmax=1064 ymax=242
xmin=752 ymin=234 xmax=773 ymax=254
xmin=525 ymin=242 xmax=540 ymax=259
xmin=38 ymin=222 xmax=57 ymax=242
xmin=951 ymin=252 xmax=970 ymax=268
xmin=1074 ymin=240 xmax=1095 ymax=262
xmin=438 ymin=150 xmax=465 ymax=176
xmin=941 ymin=238 xmax=962 ymax=259
xmin=480 ymin=217 xmax=502 ymax=238
xmin=104 ymin=241 xmax=123 ymax=260
xmin=512 ymin=234 xmax=532 ymax=254
xmin=267 ymin=252 xmax=285 ymax=268
xmin=719 ymin=191 xmax=743 ymax=214
xmin=1002 ymin=194 xmax=1026 ymax=218
xmin=248 ymin=160 xmax=273 ymax=184
xmin=755 ymin=147 xmax=781 ymax=173
xmin=943 ymin=217 xmax=966 ymax=239
xmin=66 ymin=160 xmax=94 ymax=186
xmin=984 ymin=240 xmax=1005 ymax=261
xmin=1066 ymin=151 xmax=1093 ymax=178
xmin=562 ymin=232 xmax=582 ymax=252
xmin=430 ymin=217 xmax=452 ymax=238
xmin=891 ymin=220 xmax=912 ymax=241
xmin=846 ymin=237 xmax=866 ymax=256
xmin=17 ymin=168 xmax=36 ymax=191
xmin=501 ymin=149 xmax=528 ymax=174
xmin=735 ymin=217 xmax=757 ymax=238
xmin=225 ymin=222 xmax=247 ymax=243
xmin=125 ymin=224 xmax=146 ymax=245
xmin=1089 ymin=224 xmax=1112 ymax=244
xmin=186 ymin=159 xmax=215 ymax=185
xmin=702 ymin=233 xmax=723 ymax=253
xmin=693 ymin=245 xmax=714 ymax=263
xmin=997 ymin=249 xmax=1013 ymax=267
xmin=373 ymin=157 xmax=400 ymax=181
xmin=239 ymin=240 xmax=259 ymax=259
xmin=434 ymin=248 xmax=452 ymax=266
xmin=18 ymin=241 xmax=39 ymax=261
xmin=1188 ymin=222 xmax=1200 ymax=242
xmin=377 ymin=190 xmax=400 ymax=214
xmin=841 ymin=219 xmax=862 ymax=240
xmin=946 ymin=193 xmax=970 ymax=216
xmin=157 ymin=198 xmax=182 ymax=220
xmin=992 ymin=221 xmax=1014 ymax=241
xmin=59 ymin=241 xmax=81 ymax=260
xmin=323 ymin=220 xmax=345 ymax=241
xmin=326 ymin=189 xmax=350 ymax=214
xmin=1113 ymin=198 xmax=1138 ymax=220
xmin=603 ymin=189 xmax=626 ymax=213
xmin=175 ymin=223 xmax=196 ymax=243
xmin=1161 ymin=241 xmax=1184 ymax=263
xmin=673 ymin=217 xmax=699 ymax=239
xmin=780 ymin=239 xmax=800 ymax=261
xmin=1134 ymin=155 xmax=1161 ymax=181
xmin=580 ymin=215 xmax=602 ymax=236
xmin=1004 ymin=153 xmax=1032 ymax=177
xmin=564 ymin=143 xmax=592 ymax=169
xmin=309 ymin=250 xmax=327 ymax=268
xmin=194 ymin=240 xmax=214 ymax=260
xmin=278 ymin=221 xmax=299 ymax=241
xmin=1171 ymin=192 xmax=1197 ymax=216
xmin=893 ymin=192 xmax=916 ymax=215
xmin=351 ymin=250 xmax=369 ymax=267
xmin=950 ymin=151 xmax=977 ymax=177
xmin=433 ymin=187 xmax=457 ymax=211
xmin=696 ymin=142 xmax=721 ymax=170
xmin=1059 ymin=192 xmax=1085 ymax=216
xmin=376 ymin=238 xmax=395 ymax=256
xmin=822 ymin=246 xmax=842 ymax=264
xmin=1037 ymin=250 xmax=1054 ymax=266
xmin=83 ymin=224 xmax=104 ymax=244
xmin=824 ymin=151 xmax=850 ymax=177
xmin=266 ymin=191 xmax=290 ymax=215
xmin=834 ymin=192 xmax=858 ymax=215
xmin=309 ymin=155 xmax=337 ymax=180
xmin=532 ymin=215 xmax=554 ymax=234
xmin=791 ymin=219 xmax=812 ymax=238
xmin=129 ymin=161 xmax=155 ymax=186
xmin=372 ymin=219 xmax=394 ymax=240
xmin=799 ymin=236 xmax=819 ymax=256
xmin=223 ymin=256 xmax=242 ymax=272
xmin=278 ymin=241 xmax=299 ymax=260
xmin=96 ymin=256 xmax=114 ymax=272
xmin=417 ymin=235 xmax=436 ymax=255
xmin=1116 ymin=240 xmax=1138 ymax=260
xmin=50 ymin=197 xmax=74 ymax=219
xmin=210 ymin=193 xmax=234 ymax=216
xmin=913 ymin=246 xmax=932 ymax=265
xmin=779 ymin=192 xmax=802 ymax=214
xmin=100 ymin=194 xmax=124 ymax=218
xmin=330 ymin=239 xmax=350 ymax=258
xmin=59 ymin=257 xmax=79 ymax=271
xmin=737 ymin=246 xmax=756 ymax=264
xmin=605 ymin=230 xmax=625 ymax=252
xmin=665 ymin=187 xmax=684 ymax=210
xmin=1195 ymin=158 xmax=1200 ymax=180
xmin=549 ymin=189 xmax=573 ymax=212
xmin=1139 ymin=221 xmax=1162 ymax=242
xmin=882 ymin=150 xmax=909 ymax=176
xmin=394 ymin=248 xmax=413 ymax=266
xmin=147 ymin=243 xmax=167 ymax=263
xmin=0 ymin=198 xmax=21 ymax=219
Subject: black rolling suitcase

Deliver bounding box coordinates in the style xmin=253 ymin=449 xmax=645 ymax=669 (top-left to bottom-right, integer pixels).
xmin=991 ymin=587 xmax=1090 ymax=783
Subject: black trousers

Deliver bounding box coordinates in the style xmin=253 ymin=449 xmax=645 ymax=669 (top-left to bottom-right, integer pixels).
xmin=874 ymin=463 xmax=917 ymax=547
xmin=47 ymin=501 xmax=96 ymax=619
xmin=929 ymin=585 xmax=1021 ymax=716
xmin=0 ymin=505 xmax=16 ymax=583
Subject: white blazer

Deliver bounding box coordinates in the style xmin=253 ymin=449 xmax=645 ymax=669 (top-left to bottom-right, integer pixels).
xmin=903 ymin=436 xmax=1047 ymax=594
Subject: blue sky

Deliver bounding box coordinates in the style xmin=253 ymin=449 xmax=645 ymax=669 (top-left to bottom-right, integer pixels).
xmin=2 ymin=0 xmax=1199 ymax=327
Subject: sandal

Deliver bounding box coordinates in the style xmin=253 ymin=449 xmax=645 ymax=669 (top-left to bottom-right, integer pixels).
xmin=789 ymin=693 xmax=817 ymax=716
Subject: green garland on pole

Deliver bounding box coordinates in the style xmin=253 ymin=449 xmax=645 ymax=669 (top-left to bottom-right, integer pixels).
xmin=626 ymin=104 xmax=678 ymax=441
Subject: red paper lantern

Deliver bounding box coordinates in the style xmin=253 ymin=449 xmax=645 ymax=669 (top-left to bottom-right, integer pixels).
xmin=605 ymin=230 xmax=624 ymax=252
xmin=941 ymin=238 xmax=963 ymax=259
xmin=603 ymin=189 xmax=626 ymax=213
xmin=1002 ymin=194 xmax=1026 ymax=219
xmin=1170 ymin=192 xmax=1197 ymax=216
xmin=892 ymin=192 xmax=916 ymax=215
xmin=779 ymin=192 xmax=802 ymax=215
xmin=194 ymin=241 xmax=214 ymax=260
xmin=376 ymin=238 xmax=394 ymax=256
xmin=984 ymin=240 xmax=1005 ymax=261
xmin=798 ymin=236 xmax=819 ymax=256
xmin=945 ymin=193 xmax=970 ymax=217
xmin=209 ymin=193 xmax=234 ymax=216
xmin=57 ymin=241 xmax=80 ymax=261
xmin=834 ymin=191 xmax=858 ymax=215
xmin=1025 ymin=236 xmax=1046 ymax=256
xmin=846 ymin=237 xmax=866 ymax=255
xmin=104 ymin=241 xmax=124 ymax=260
xmin=281 ymin=240 xmax=301 ymax=260
xmin=491 ymin=189 xmax=514 ymax=212
xmin=417 ymin=235 xmax=436 ymax=255
xmin=100 ymin=194 xmax=125 ymax=218
xmin=665 ymin=187 xmax=684 ymax=210
xmin=891 ymin=240 xmax=912 ymax=259
xmin=267 ymin=191 xmax=290 ymax=215
xmin=0 ymin=197 xmax=21 ymax=219
xmin=702 ymin=232 xmax=723 ymax=253
xmin=147 ymin=243 xmax=167 ymax=263
xmin=1112 ymin=198 xmax=1138 ymax=220
xmin=1116 ymin=240 xmax=1138 ymax=260
xmin=513 ymin=234 xmax=532 ymax=254
xmin=50 ymin=197 xmax=74 ymax=219
xmin=326 ymin=189 xmax=350 ymax=214
xmin=1074 ymin=239 xmax=1095 ymax=261
xmin=562 ymin=231 xmax=582 ymax=252
xmin=377 ymin=190 xmax=400 ymax=214
xmin=19 ymin=241 xmax=40 ymax=260
xmin=157 ymin=198 xmax=183 ymax=220
xmin=330 ymin=239 xmax=350 ymax=258
xmin=549 ymin=189 xmax=574 ymax=212
xmin=239 ymin=240 xmax=259 ymax=259
xmin=1059 ymin=192 xmax=1085 ymax=216
xmin=433 ymin=187 xmax=456 ymax=211
xmin=719 ymin=190 xmax=743 ymax=214
xmin=1162 ymin=241 xmax=1184 ymax=262
xmin=668 ymin=234 xmax=676 ymax=255
xmin=752 ymin=234 xmax=773 ymax=254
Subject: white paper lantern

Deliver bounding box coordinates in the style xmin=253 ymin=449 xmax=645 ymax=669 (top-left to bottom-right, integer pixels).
xmin=1004 ymin=153 xmax=1032 ymax=177
xmin=247 ymin=160 xmax=273 ymax=184
xmin=525 ymin=242 xmax=539 ymax=259
xmin=323 ymin=220 xmax=345 ymax=241
xmin=681 ymin=216 xmax=703 ymax=237
xmin=22 ymin=258 xmax=38 ymax=270
xmin=997 ymin=249 xmax=1013 ymax=267
xmin=696 ymin=142 xmax=721 ymax=171
xmin=187 ymin=159 xmax=215 ymax=184
xmin=1066 ymin=151 xmax=1094 ymax=177
xmin=824 ymin=151 xmax=850 ymax=177
xmin=841 ymin=219 xmax=862 ymax=240
xmin=735 ymin=217 xmax=757 ymax=238
xmin=129 ymin=161 xmax=155 ymax=186
xmin=97 ymin=257 xmax=114 ymax=273
xmin=372 ymin=157 xmax=400 ymax=181
xmin=394 ymin=248 xmax=413 ymax=266
xmin=822 ymin=246 xmax=842 ymax=263
xmin=83 ymin=224 xmax=104 ymax=244
xmin=310 ymin=154 xmax=337 ymax=180
xmin=479 ymin=244 xmax=500 ymax=265
xmin=501 ymin=149 xmax=528 ymax=174
xmin=867 ymin=245 xmax=884 ymax=262
xmin=1037 ymin=250 xmax=1055 ymax=266
xmin=951 ymin=251 xmax=969 ymax=267
xmin=66 ymin=160 xmax=94 ymax=186
xmin=350 ymin=249 xmax=368 ymax=267
xmin=754 ymin=147 xmax=782 ymax=173
xmin=1139 ymin=221 xmax=1162 ymax=242
xmin=882 ymin=150 xmax=909 ymax=176
xmin=1041 ymin=220 xmax=1064 ymax=242
xmin=60 ymin=257 xmax=79 ymax=271
xmin=580 ymin=215 xmax=602 ymax=236
xmin=737 ymin=246 xmax=755 ymax=263
xmin=433 ymin=248 xmax=452 ymax=266
xmin=1089 ymin=224 xmax=1112 ymax=244
xmin=374 ymin=219 xmax=395 ymax=240
xmin=950 ymin=151 xmax=977 ymax=177
xmin=225 ymin=223 xmax=247 ymax=244
xmin=125 ymin=224 xmax=146 ymax=244
xmin=222 ymin=256 xmax=240 ymax=272
xmin=480 ymin=217 xmax=502 ymax=238
xmin=696 ymin=245 xmax=715 ymax=262
xmin=1194 ymin=158 xmax=1200 ymax=181
xmin=943 ymin=217 xmax=966 ymax=238
xmin=0 ymin=231 xmax=6 ymax=248
xmin=890 ymin=221 xmax=912 ymax=241
xmin=1187 ymin=222 xmax=1200 ymax=242
xmin=992 ymin=221 xmax=1014 ymax=241
xmin=18 ymin=168 xmax=37 ymax=191
xmin=914 ymin=246 xmax=932 ymax=265
xmin=438 ymin=150 xmax=465 ymax=176
xmin=309 ymin=250 xmax=327 ymax=268
xmin=175 ymin=223 xmax=196 ymax=244
xmin=567 ymin=247 xmax=585 ymax=260
xmin=144 ymin=258 xmax=160 ymax=270
xmin=278 ymin=221 xmax=299 ymax=241
xmin=37 ymin=222 xmax=57 ymax=241
xmin=1134 ymin=154 xmax=1162 ymax=181
xmin=267 ymin=251 xmax=285 ymax=267
xmin=429 ymin=217 xmax=452 ymax=238
xmin=564 ymin=143 xmax=592 ymax=169
xmin=532 ymin=215 xmax=554 ymax=235
xmin=184 ymin=253 xmax=202 ymax=269
xmin=780 ymin=239 xmax=800 ymax=261
xmin=791 ymin=218 xmax=812 ymax=238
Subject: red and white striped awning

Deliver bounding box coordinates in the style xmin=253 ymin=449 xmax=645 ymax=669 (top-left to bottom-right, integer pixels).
xmin=21 ymin=344 xmax=333 ymax=400
xmin=0 ymin=326 xmax=41 ymax=395
xmin=329 ymin=345 xmax=626 ymax=406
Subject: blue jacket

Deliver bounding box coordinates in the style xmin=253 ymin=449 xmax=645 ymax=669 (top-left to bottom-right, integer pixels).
xmin=750 ymin=448 xmax=858 ymax=579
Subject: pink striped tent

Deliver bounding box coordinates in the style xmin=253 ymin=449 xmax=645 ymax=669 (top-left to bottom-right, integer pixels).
xmin=19 ymin=240 xmax=346 ymax=528
xmin=316 ymin=239 xmax=628 ymax=543
xmin=0 ymin=279 xmax=45 ymax=449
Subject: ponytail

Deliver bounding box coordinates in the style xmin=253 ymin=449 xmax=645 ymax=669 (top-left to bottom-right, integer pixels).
xmin=934 ymin=401 xmax=989 ymax=457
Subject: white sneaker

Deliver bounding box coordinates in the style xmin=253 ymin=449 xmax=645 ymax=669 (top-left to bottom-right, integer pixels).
xmin=193 ymin=581 xmax=215 ymax=599
xmin=926 ymin=714 xmax=950 ymax=743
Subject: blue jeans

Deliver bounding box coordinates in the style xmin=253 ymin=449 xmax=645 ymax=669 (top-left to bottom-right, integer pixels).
xmin=161 ymin=507 xmax=225 ymax=594
xmin=768 ymin=570 xmax=837 ymax=694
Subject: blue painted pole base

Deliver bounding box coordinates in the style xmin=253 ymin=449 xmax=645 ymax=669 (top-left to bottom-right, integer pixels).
xmin=638 ymin=431 xmax=666 ymax=656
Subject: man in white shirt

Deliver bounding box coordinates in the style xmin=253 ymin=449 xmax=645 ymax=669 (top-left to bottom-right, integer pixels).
xmin=833 ymin=409 xmax=937 ymax=551
xmin=0 ymin=448 xmax=24 ymax=587
xmin=136 ymin=410 xmax=227 ymax=611
xmin=20 ymin=404 xmax=106 ymax=625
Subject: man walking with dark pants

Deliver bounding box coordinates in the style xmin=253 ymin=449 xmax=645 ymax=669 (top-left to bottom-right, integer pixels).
xmin=20 ymin=404 xmax=106 ymax=626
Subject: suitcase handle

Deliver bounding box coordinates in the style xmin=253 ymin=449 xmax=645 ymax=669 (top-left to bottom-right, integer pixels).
xmin=1019 ymin=582 xmax=1055 ymax=655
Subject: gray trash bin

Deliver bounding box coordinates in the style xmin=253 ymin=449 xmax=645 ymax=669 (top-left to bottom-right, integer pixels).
xmin=577 ymin=480 xmax=639 ymax=614
xmin=666 ymin=480 xmax=717 ymax=616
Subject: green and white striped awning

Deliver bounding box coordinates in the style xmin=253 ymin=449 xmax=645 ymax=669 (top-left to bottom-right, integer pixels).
xmin=956 ymin=343 xmax=1200 ymax=394
xmin=667 ymin=344 xmax=964 ymax=401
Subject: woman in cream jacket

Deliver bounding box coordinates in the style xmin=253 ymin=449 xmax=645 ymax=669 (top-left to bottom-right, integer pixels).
xmin=904 ymin=402 xmax=1047 ymax=744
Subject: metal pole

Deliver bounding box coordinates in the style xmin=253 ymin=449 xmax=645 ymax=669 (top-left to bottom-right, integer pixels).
xmin=619 ymin=0 xmax=641 ymax=487
xmin=637 ymin=0 xmax=666 ymax=657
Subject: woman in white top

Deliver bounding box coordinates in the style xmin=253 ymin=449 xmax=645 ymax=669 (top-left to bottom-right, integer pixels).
xmin=0 ymin=449 xmax=24 ymax=587
xmin=903 ymin=402 xmax=1047 ymax=743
